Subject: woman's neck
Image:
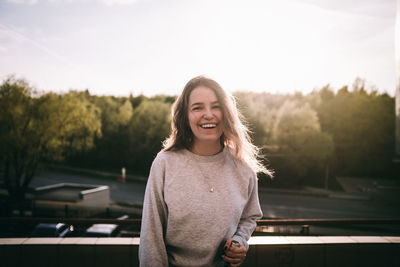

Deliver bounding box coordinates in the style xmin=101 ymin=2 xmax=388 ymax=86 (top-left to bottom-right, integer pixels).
xmin=190 ymin=141 xmax=222 ymax=156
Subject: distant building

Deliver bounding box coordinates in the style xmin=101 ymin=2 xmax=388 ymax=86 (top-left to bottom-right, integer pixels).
xmin=33 ymin=183 xmax=110 ymax=217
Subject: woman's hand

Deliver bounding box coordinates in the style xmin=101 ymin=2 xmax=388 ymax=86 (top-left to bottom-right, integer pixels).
xmin=222 ymin=238 xmax=247 ymax=267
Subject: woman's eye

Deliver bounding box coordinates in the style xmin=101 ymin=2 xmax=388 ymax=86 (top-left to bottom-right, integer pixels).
xmin=213 ymin=105 xmax=221 ymax=109
xmin=192 ymin=106 xmax=201 ymax=111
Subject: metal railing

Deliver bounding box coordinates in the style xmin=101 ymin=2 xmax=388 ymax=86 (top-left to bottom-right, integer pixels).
xmin=1 ymin=217 xmax=400 ymax=226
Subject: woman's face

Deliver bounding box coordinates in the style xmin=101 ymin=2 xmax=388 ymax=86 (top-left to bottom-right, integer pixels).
xmin=188 ymin=86 xmax=224 ymax=146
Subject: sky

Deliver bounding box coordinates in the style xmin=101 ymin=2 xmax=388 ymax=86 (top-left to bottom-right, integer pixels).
xmin=0 ymin=0 xmax=398 ymax=96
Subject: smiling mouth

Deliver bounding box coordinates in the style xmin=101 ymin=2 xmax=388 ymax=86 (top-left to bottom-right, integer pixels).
xmin=200 ymin=123 xmax=217 ymax=129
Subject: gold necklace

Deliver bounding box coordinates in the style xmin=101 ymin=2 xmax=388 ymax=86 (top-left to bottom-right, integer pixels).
xmin=195 ymin=162 xmax=215 ymax=193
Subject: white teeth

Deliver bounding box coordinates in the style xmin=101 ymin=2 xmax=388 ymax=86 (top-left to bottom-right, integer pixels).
xmin=201 ymin=124 xmax=216 ymax=128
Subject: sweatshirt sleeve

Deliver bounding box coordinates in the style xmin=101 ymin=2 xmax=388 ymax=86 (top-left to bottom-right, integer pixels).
xmin=139 ymin=154 xmax=169 ymax=267
xmin=232 ymin=173 xmax=263 ymax=249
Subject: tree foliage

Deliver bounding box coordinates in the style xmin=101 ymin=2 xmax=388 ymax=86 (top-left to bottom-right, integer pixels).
xmin=0 ymin=77 xmax=101 ymax=202
xmin=316 ymin=83 xmax=395 ymax=177
xmin=271 ymin=101 xmax=334 ymax=184
xmin=128 ymin=99 xmax=172 ymax=171
xmin=69 ymin=95 xmax=172 ymax=173
xmin=235 ymin=80 xmax=395 ymax=187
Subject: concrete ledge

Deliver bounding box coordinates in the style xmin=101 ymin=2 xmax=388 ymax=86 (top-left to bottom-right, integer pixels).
xmin=0 ymin=236 xmax=399 ymax=267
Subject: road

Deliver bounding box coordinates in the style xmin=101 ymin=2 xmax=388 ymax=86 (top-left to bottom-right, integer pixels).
xmin=259 ymin=191 xmax=399 ymax=219
xmin=33 ymin=170 xmax=400 ymax=220
xmin=33 ymin=170 xmax=146 ymax=204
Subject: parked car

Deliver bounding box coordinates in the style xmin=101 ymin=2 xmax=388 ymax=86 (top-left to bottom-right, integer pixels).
xmin=30 ymin=223 xmax=74 ymax=237
xmin=83 ymin=215 xmax=128 ymax=237
xmin=83 ymin=223 xmax=119 ymax=237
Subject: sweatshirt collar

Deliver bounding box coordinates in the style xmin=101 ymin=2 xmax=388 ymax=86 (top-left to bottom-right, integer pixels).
xmin=183 ymin=148 xmax=226 ymax=163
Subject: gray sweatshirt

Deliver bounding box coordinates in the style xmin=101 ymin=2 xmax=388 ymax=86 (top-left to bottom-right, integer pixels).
xmin=139 ymin=148 xmax=263 ymax=267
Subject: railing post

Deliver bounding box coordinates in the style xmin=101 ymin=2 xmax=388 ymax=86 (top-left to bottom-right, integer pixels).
xmin=300 ymin=225 xmax=310 ymax=235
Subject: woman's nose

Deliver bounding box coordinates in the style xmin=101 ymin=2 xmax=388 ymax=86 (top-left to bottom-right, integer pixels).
xmin=203 ymin=107 xmax=213 ymax=119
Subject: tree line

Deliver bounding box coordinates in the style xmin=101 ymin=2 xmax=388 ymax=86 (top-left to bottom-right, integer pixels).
xmin=0 ymin=76 xmax=397 ymax=204
xmin=236 ymin=78 xmax=396 ymax=187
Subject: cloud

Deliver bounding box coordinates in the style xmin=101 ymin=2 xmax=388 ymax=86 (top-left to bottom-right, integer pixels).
xmin=0 ymin=24 xmax=26 ymax=43
xmin=5 ymin=0 xmax=140 ymax=5
xmin=0 ymin=23 xmax=87 ymax=74
xmin=6 ymin=0 xmax=38 ymax=4
xmin=299 ymin=0 xmax=395 ymax=19
xmin=101 ymin=0 xmax=138 ymax=5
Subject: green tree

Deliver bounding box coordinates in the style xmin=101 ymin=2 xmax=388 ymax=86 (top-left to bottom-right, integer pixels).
xmin=0 ymin=77 xmax=101 ymax=207
xmin=118 ymin=100 xmax=134 ymax=126
xmin=234 ymin=92 xmax=279 ymax=146
xmin=77 ymin=96 xmax=134 ymax=168
xmin=128 ymin=100 xmax=171 ymax=172
xmin=316 ymin=80 xmax=395 ymax=177
xmin=271 ymin=100 xmax=334 ymax=185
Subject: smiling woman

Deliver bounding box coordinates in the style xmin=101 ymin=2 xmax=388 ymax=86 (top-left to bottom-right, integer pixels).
xmin=139 ymin=76 xmax=272 ymax=267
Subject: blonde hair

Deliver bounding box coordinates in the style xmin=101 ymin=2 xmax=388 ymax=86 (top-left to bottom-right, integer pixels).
xmin=163 ymin=76 xmax=272 ymax=177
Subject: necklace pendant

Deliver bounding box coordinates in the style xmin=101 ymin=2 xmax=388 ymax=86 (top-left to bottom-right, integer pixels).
xmin=209 ymin=188 xmax=214 ymax=193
